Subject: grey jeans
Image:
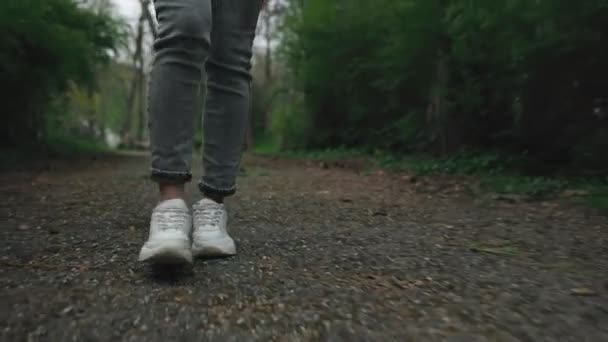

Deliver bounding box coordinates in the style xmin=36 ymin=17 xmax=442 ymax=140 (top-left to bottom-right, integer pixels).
xmin=149 ymin=0 xmax=262 ymax=196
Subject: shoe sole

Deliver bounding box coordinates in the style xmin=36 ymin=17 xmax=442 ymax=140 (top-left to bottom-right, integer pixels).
xmin=192 ymin=236 xmax=236 ymax=258
xmin=139 ymin=239 xmax=193 ymax=265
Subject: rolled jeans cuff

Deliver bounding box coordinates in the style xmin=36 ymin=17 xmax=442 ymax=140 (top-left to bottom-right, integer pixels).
xmin=150 ymin=168 xmax=193 ymax=183
xmin=198 ymin=180 xmax=236 ymax=197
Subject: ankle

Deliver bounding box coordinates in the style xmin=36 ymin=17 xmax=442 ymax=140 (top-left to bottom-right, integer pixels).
xmin=159 ymin=182 xmax=186 ymax=202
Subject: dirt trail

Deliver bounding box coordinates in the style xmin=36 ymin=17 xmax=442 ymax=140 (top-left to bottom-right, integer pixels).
xmin=1 ymin=154 xmax=607 ymax=341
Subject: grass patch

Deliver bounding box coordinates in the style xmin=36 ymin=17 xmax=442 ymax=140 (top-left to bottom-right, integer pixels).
xmin=45 ymin=135 xmax=109 ymax=157
xmin=256 ymin=146 xmax=608 ymax=213
xmin=0 ymin=135 xmax=109 ymax=171
xmin=478 ymin=175 xmax=569 ymax=199
xmin=254 ymin=141 xmax=365 ymax=161
xmin=284 ymin=148 xmax=365 ymax=161
xmin=253 ymin=136 xmax=281 ymax=155
xmin=377 ymin=152 xmax=608 ymax=208
xmin=376 ymin=152 xmax=521 ymax=175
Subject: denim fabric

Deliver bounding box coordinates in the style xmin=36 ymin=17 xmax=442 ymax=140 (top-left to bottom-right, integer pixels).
xmin=149 ymin=0 xmax=262 ymax=196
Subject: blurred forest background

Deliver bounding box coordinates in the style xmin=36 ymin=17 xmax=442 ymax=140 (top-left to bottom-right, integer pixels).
xmin=2 ymin=0 xmax=607 ymax=180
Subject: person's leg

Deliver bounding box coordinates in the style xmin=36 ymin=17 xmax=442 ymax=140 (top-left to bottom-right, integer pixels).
xmin=192 ymin=0 xmax=262 ymax=257
xmin=149 ymin=0 xmax=212 ymax=197
xmin=198 ymin=0 xmax=263 ymax=201
xmin=140 ymin=0 xmax=212 ymax=264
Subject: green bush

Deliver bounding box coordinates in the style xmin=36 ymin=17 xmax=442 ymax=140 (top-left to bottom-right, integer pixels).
xmin=0 ymin=0 xmax=125 ymax=147
xmin=274 ymin=0 xmax=608 ymax=174
xmin=269 ymin=92 xmax=312 ymax=150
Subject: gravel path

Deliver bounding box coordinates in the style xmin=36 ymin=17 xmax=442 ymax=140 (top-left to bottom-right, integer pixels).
xmin=1 ymin=153 xmax=607 ymax=341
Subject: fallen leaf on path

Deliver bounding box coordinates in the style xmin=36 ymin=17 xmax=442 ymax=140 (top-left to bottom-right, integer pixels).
xmin=60 ymin=306 xmax=74 ymax=315
xmin=570 ymin=288 xmax=597 ymax=296
xmin=470 ymin=244 xmax=519 ymax=256
xmin=484 ymin=239 xmax=511 ymax=247
xmin=401 ymin=175 xmax=418 ymax=183
xmin=491 ymin=194 xmax=525 ymax=203
xmin=560 ymin=190 xmax=590 ymax=198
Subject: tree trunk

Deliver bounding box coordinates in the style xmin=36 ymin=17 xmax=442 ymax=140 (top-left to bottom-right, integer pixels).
xmin=140 ymin=0 xmax=158 ymax=38
xmin=264 ymin=5 xmax=272 ymax=84
xmin=121 ymin=14 xmax=145 ymax=147
xmin=426 ymin=48 xmax=450 ymax=155
xmin=136 ymin=61 xmax=145 ymax=143
xmin=245 ymin=82 xmax=254 ymax=151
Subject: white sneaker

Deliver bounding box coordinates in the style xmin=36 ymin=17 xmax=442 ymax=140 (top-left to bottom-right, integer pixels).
xmin=192 ymin=198 xmax=236 ymax=257
xmin=138 ymin=199 xmax=193 ymax=264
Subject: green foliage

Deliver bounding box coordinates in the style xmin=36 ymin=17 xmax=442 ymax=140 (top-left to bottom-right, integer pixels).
xmin=268 ymin=92 xmax=312 ymax=150
xmin=254 ymin=136 xmax=281 ymax=156
xmin=258 ymin=147 xmax=365 ymax=161
xmin=45 ymin=134 xmax=109 ymax=156
xmin=275 ymin=0 xmax=608 ymax=173
xmin=0 ymin=0 xmax=126 ymax=147
xmin=280 ymin=0 xmax=441 ymax=149
xmin=383 ymin=151 xmax=537 ymax=176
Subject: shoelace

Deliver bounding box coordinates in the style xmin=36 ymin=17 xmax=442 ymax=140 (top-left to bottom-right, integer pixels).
xmin=152 ymin=209 xmax=188 ymax=231
xmin=193 ymin=204 xmax=223 ymax=228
